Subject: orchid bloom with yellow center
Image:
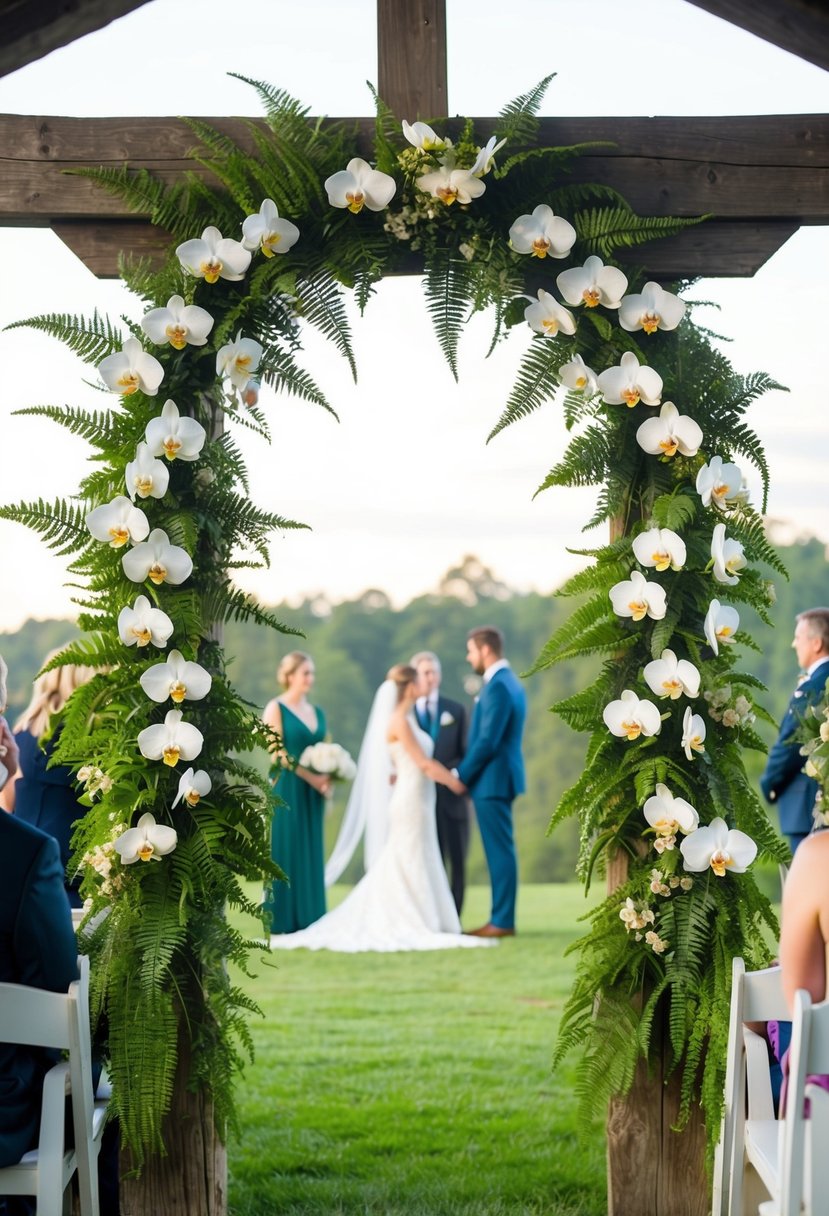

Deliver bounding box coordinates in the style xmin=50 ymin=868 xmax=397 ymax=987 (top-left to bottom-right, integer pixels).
xmin=117 ymin=595 xmax=174 ymax=649
xmin=176 ymin=226 xmax=251 ymax=283
xmin=710 ymin=522 xmax=747 ymax=586
xmin=632 ymin=526 xmax=686 ymax=573
xmin=609 ymin=569 xmax=667 ymax=622
xmin=603 ymin=690 xmax=662 ymax=742
xmin=137 ymin=709 xmax=203 ymax=768
xmin=98 ymin=337 xmax=164 ymax=398
xmin=86 ymin=496 xmax=150 ymax=549
xmin=241 ymin=198 xmax=300 ymax=257
xmin=643 ymin=783 xmax=699 ymax=845
xmin=619 ymin=282 xmax=686 ymax=335
xmin=680 ymin=817 xmax=756 ymax=876
xmin=114 ymin=813 xmax=178 ymax=865
xmin=216 ymin=330 xmax=264 ymax=392
xmin=636 ymin=401 xmax=703 ymax=460
xmin=125 ymin=442 xmax=170 ymax=501
xmin=559 ymin=354 xmax=599 ymax=395
xmin=122 ymin=528 xmax=193 ymax=587
xmin=139 ymin=649 xmax=212 ymax=705
xmin=556 ymin=255 xmax=628 ymax=310
xmin=417 ymin=165 xmax=486 ymax=206
xmin=401 ymin=120 xmax=448 ymax=152
xmin=597 ymin=351 xmax=663 ymax=409
xmin=523 ymin=290 xmax=576 ymax=338
xmin=704 ymin=599 xmax=740 ymax=656
xmin=145 ymin=399 xmax=206 ymax=463
xmin=172 ymin=767 xmax=213 ymax=809
xmin=325 ymin=158 xmax=396 ymax=213
xmin=140 ymin=295 xmax=214 ymax=350
xmin=508 ymin=204 xmax=576 ymax=260
xmin=469 ymin=135 xmax=507 ymax=177
xmin=681 ymin=707 xmax=707 ymax=760
xmin=643 ymin=649 xmax=700 ymax=701
xmin=696 ymin=456 xmax=744 ymax=510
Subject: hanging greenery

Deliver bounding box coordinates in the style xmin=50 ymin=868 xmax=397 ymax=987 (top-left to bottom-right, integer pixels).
xmin=0 ymin=74 xmax=784 ymax=1165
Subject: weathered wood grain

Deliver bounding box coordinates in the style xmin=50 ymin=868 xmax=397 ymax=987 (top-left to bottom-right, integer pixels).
xmin=377 ymin=0 xmax=447 ymax=122
xmin=685 ymin=0 xmax=829 ymax=73
xmin=0 ymin=0 xmax=152 ymax=78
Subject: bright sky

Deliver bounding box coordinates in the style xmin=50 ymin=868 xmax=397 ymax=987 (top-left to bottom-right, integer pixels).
xmin=0 ymin=0 xmax=827 ymax=630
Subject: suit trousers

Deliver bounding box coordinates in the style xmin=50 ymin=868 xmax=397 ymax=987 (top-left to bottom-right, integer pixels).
xmin=435 ymin=806 xmax=470 ymax=915
xmin=473 ymin=795 xmax=517 ymax=929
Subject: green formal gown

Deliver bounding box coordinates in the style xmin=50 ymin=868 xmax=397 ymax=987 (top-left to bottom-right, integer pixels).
xmin=270 ymin=703 xmax=328 ymax=933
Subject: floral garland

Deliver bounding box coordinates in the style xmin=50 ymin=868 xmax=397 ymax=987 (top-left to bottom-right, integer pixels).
xmin=0 ymin=77 xmax=785 ymax=1166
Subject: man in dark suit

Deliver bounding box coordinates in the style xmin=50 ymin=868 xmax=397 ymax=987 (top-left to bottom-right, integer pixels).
xmin=761 ymin=608 xmax=829 ymax=853
xmin=412 ymin=651 xmax=470 ymax=915
xmin=0 ymin=653 xmax=79 ymax=1176
xmin=455 ymin=626 xmax=526 ymax=938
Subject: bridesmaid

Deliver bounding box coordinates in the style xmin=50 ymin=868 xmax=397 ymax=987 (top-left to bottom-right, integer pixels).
xmin=263 ymin=651 xmax=332 ymax=933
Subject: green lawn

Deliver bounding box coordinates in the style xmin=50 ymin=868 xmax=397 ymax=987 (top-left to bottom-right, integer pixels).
xmin=228 ymin=884 xmax=607 ymax=1215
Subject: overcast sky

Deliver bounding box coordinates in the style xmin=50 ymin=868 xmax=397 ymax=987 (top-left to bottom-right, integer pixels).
xmin=0 ymin=0 xmax=827 ymax=630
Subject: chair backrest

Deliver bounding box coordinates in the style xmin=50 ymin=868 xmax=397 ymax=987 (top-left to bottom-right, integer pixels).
xmin=780 ymin=992 xmax=829 ymax=1216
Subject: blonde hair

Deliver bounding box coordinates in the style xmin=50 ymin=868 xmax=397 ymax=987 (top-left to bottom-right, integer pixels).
xmin=15 ymin=649 xmax=96 ymax=738
xmin=386 ymin=663 xmax=417 ymax=704
xmin=0 ymin=653 xmax=7 ymax=712
xmin=277 ymin=650 xmax=313 ymax=690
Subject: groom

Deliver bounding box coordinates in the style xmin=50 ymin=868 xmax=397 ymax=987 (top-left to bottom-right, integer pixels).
xmin=455 ymin=626 xmax=526 ymax=938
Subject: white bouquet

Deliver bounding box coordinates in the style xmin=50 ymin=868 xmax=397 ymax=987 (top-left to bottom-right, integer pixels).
xmin=298 ymin=741 xmax=357 ymax=783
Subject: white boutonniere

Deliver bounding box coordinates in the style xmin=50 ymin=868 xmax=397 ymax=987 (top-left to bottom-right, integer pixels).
xmin=440 ymin=710 xmax=455 ymax=726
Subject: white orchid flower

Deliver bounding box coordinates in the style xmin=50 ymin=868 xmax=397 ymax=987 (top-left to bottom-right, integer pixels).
xmin=632 ymin=527 xmax=686 ymax=573
xmin=704 ymin=599 xmax=740 ymax=656
xmin=603 ymin=689 xmax=662 ymax=741
xmin=680 ymin=816 xmax=756 ymax=876
xmin=681 ymin=706 xmax=706 ymax=760
xmin=508 ymin=204 xmax=576 ymax=260
xmin=609 ymin=569 xmax=667 ymax=622
xmin=619 ymin=282 xmax=686 ymax=334
xmin=559 ymin=354 xmax=598 ymax=394
xmin=696 ymin=456 xmax=744 ymax=509
xmin=416 ymin=165 xmax=485 ymax=206
xmin=98 ymin=337 xmax=164 ymax=397
xmin=402 ymin=120 xmax=447 ymax=151
xmin=597 ymin=351 xmax=663 ymax=408
xmin=643 ymin=783 xmax=699 ymax=841
xmin=117 ymin=595 xmax=174 ymax=649
xmin=137 ymin=708 xmax=203 ymax=767
xmin=114 ymin=812 xmax=177 ymax=864
xmin=636 ymin=402 xmax=703 ymax=459
xmin=241 ymin=198 xmax=300 ymax=257
xmin=524 ymin=290 xmax=576 ymax=338
xmin=556 ymin=255 xmax=628 ymax=309
xmin=470 ymin=135 xmax=507 ymax=177
xmin=86 ymin=496 xmax=150 ymax=549
xmin=140 ymin=295 xmax=214 ymax=350
xmin=176 ymin=225 xmax=251 ymax=283
xmin=325 ymin=158 xmax=396 ymax=213
xmin=125 ymin=442 xmax=170 ymax=501
xmin=122 ymin=528 xmax=193 ymax=586
xmin=172 ymin=767 xmax=212 ymax=809
xmin=145 ymin=399 xmax=206 ymax=463
xmin=643 ymin=649 xmax=700 ymax=700
xmin=139 ymin=649 xmax=212 ymax=704
xmin=216 ymin=331 xmax=263 ymax=391
xmin=711 ymin=522 xmax=746 ymax=586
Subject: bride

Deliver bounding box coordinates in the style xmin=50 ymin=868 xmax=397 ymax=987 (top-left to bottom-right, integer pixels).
xmin=270 ymin=664 xmax=492 ymax=952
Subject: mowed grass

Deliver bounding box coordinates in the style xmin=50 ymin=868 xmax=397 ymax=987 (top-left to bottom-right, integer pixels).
xmin=227 ymin=883 xmax=607 ymax=1216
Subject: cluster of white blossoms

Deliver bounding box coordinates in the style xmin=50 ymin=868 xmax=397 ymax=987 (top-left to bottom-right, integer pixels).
xmin=298 ymin=741 xmax=357 ymax=783
xmin=77 ymin=765 xmax=113 ymax=798
xmin=704 ymin=684 xmax=754 ymax=728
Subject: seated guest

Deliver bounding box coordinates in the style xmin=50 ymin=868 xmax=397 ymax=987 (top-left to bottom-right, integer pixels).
xmin=0 ymin=654 xmax=95 ymax=906
xmin=779 ymin=829 xmax=829 ymax=1012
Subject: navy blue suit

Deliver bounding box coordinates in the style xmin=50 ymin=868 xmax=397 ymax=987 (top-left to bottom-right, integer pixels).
xmin=761 ymin=659 xmax=829 ymax=850
xmin=13 ymin=729 xmax=86 ymax=907
xmin=417 ymin=694 xmax=470 ymax=914
xmin=0 ymin=813 xmax=78 ymax=1169
xmin=457 ymin=665 xmax=526 ymax=929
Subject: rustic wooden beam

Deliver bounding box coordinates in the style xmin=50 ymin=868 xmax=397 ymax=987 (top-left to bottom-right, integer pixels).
xmin=683 ymin=0 xmax=829 ymax=73
xmin=377 ymin=0 xmax=447 ymax=122
xmin=2 ymin=113 xmax=825 ymax=277
xmin=0 ymin=0 xmax=153 ymax=78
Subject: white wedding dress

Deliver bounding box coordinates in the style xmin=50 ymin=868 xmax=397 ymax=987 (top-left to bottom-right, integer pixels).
xmin=270 ymin=717 xmax=491 ymax=952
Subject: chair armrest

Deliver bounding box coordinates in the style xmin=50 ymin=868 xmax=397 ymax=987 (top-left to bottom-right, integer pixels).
xmin=743 ymin=1026 xmax=775 ymax=1121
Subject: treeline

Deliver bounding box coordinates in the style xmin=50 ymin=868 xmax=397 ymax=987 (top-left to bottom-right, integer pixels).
xmin=2 ymin=543 xmax=828 ymax=882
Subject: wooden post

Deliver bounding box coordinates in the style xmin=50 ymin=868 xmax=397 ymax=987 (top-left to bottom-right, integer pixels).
xmin=377 ymin=0 xmax=447 ymax=119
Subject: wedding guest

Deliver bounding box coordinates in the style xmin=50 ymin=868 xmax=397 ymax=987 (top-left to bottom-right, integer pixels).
xmin=411 ymin=650 xmax=470 ymax=915
xmin=0 ymin=655 xmax=20 ymax=795
xmin=263 ymin=651 xmax=332 ymax=933
xmin=761 ymin=608 xmax=829 ymax=852
xmin=1 ymin=653 xmax=96 ymax=907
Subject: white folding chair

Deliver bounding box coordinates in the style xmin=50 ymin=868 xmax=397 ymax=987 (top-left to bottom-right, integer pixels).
xmin=713 ymin=956 xmax=788 ymax=1216
xmin=0 ymin=954 xmax=109 ymax=1215
xmin=758 ymin=990 xmax=829 ymax=1216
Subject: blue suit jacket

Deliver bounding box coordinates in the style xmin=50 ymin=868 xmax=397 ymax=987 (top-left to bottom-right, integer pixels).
xmin=760 ymin=660 xmax=829 ymax=837
xmin=457 ymin=666 xmax=526 ymax=801
xmin=0 ymin=813 xmax=79 ymax=1168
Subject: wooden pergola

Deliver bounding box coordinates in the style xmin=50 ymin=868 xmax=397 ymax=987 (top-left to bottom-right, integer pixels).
xmin=1 ymin=3 xmax=826 ymax=1214
xmin=0 ymin=0 xmax=827 ymax=281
